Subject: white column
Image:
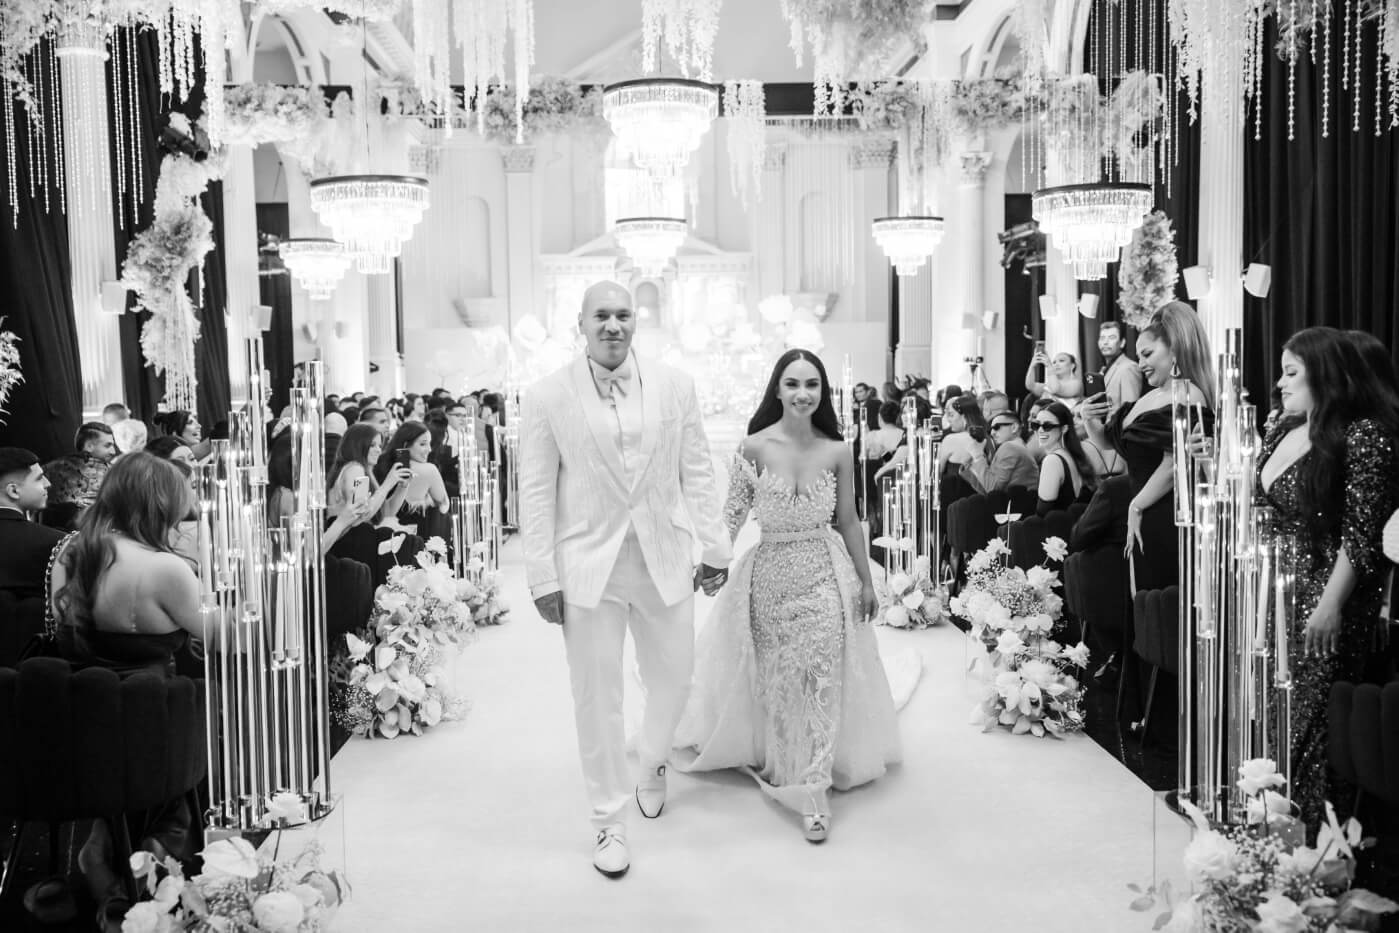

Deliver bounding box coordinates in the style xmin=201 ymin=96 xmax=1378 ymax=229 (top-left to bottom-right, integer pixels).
xmin=1194 ymin=23 xmax=1246 ymax=353
xmin=220 ymin=147 xmax=258 ymax=406
xmin=896 ymin=267 xmax=933 ymax=377
xmin=365 ymin=271 xmax=400 ymax=398
xmin=58 ymin=43 xmax=123 ymax=417
xmin=939 ymin=150 xmax=995 ymax=386
xmin=502 ymin=145 xmax=538 ymax=330
xmin=753 ymin=144 xmax=787 ymax=300
xmin=850 ymin=140 xmax=894 ymax=324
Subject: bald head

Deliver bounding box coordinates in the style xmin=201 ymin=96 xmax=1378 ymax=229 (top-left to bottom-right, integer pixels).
xmin=579 ymin=280 xmax=635 ymax=369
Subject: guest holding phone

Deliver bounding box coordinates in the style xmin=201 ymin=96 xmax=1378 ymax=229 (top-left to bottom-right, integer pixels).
xmin=1024 ymin=345 xmax=1084 ymax=409
xmin=376 ymin=422 xmax=451 ymax=541
xmin=327 ymin=424 xmax=411 ymax=523
xmin=1097 ymin=321 xmax=1143 ymax=411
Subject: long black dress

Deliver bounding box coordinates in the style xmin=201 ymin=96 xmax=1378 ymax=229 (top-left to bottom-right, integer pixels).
xmin=1256 ymin=418 xmax=1398 ymax=829
xmin=1106 ymin=402 xmax=1213 ymax=591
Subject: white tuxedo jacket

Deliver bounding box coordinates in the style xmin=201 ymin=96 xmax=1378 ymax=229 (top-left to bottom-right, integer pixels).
xmin=520 ymin=354 xmax=732 ymax=610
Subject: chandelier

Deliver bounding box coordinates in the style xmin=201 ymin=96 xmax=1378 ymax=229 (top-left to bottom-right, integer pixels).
xmin=308 ymin=175 xmax=430 ymax=275
xmin=278 ymin=239 xmax=351 ymax=299
xmin=603 ymin=78 xmax=718 ymax=177
xmin=871 ymin=217 xmax=946 ymax=276
xmin=1032 ymin=182 xmax=1152 ymax=281
xmin=613 ymin=217 xmax=688 ymax=276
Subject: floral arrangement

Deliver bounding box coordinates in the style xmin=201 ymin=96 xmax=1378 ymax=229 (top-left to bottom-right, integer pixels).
xmin=474 ymin=77 xmax=608 ymax=147
xmin=122 ymin=834 xmax=347 ymax=933
xmin=956 ymin=537 xmax=1090 ymax=738
xmin=223 ymin=83 xmax=327 ymax=147
xmin=330 ymin=538 xmax=481 ymax=739
xmin=875 ymin=556 xmax=947 ymax=629
xmin=0 ymin=317 xmax=21 ymax=425
xmin=1117 ymin=210 xmax=1180 ymax=328
xmin=1133 ymin=759 xmax=1399 ymax=932
xmin=254 ymin=0 xmax=403 ymax=20
xmin=724 ymin=80 xmax=767 ymax=211
xmin=778 ymin=0 xmax=928 ymax=114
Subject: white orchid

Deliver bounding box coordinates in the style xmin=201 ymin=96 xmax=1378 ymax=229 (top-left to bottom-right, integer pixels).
xmin=995 ymin=630 xmax=1026 ymax=657
xmin=199 ymin=837 xmax=260 ymax=880
xmin=345 ymin=632 xmax=372 ymax=661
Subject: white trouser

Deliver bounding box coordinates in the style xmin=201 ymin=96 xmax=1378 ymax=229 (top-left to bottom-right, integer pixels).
xmin=563 ymin=531 xmax=695 ymax=831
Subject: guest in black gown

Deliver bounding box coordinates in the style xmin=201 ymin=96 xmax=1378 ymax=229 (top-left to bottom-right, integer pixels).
xmin=1255 ymin=327 xmax=1399 ymax=830
xmin=1086 ymin=303 xmax=1216 ymax=591
xmin=1029 ymin=402 xmax=1095 ymax=516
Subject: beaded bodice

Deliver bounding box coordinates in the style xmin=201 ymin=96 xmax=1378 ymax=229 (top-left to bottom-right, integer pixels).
xmin=724 ymin=456 xmax=836 ymax=538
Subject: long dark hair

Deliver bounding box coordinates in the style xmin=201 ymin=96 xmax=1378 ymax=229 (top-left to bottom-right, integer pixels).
xmin=56 ymin=453 xmax=190 ymax=653
xmin=1281 ymin=327 xmax=1370 ymax=540
xmin=1040 ymin=401 xmax=1096 ymax=483
xmin=329 ymin=423 xmax=382 ymax=491
xmin=1345 ymin=330 xmax=1399 ymax=431
xmin=948 ymin=394 xmax=988 ymax=443
xmin=375 ymin=422 xmax=430 ymax=483
xmin=746 ymin=349 xmax=843 ymax=442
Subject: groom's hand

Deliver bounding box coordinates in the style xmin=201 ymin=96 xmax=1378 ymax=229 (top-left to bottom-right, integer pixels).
xmin=695 ymin=563 xmax=728 ymax=597
xmin=534 ymin=592 xmax=565 ymax=626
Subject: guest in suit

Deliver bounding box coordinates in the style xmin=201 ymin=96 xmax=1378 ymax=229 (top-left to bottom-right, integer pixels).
xmin=520 ymin=280 xmax=731 ymax=879
xmin=0 ymin=447 xmax=63 ymax=600
xmin=962 ymin=411 xmax=1038 ymax=496
xmin=1098 ymin=321 xmax=1144 ymax=411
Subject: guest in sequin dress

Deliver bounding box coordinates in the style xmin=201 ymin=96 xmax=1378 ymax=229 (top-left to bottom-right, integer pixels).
xmin=676 ymin=349 xmax=906 ymax=845
xmin=1256 ymin=327 xmax=1399 ymax=831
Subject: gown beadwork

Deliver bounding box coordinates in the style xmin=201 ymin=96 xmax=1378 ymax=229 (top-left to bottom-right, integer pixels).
xmin=674 ymin=454 xmax=906 ymax=814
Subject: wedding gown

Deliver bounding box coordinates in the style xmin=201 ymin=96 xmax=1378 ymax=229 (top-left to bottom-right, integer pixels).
xmin=674 ymin=455 xmax=911 ymax=814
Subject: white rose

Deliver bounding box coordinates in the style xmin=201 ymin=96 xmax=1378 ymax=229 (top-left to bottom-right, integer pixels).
xmin=1245 ymin=790 xmax=1292 ymax=824
xmin=121 ymin=901 xmax=171 ymax=933
xmin=1158 ymin=897 xmax=1199 ymax=933
xmin=888 ymin=572 xmax=912 ymax=594
xmin=424 ymin=536 xmax=448 ymax=556
xmin=1237 ymin=758 xmax=1287 ymax=797
xmin=1026 ymin=566 xmax=1054 ymax=591
xmin=377 ymin=590 xmax=410 ymax=614
xmin=1018 ymin=658 xmax=1058 ymax=690
xmin=266 ymin=791 xmax=306 ymax=825
xmin=252 ymin=891 xmax=305 ymax=933
xmin=1063 ymin=642 xmax=1091 ymax=668
xmin=456 ymin=579 xmax=479 ymax=601
xmin=1042 ymin=536 xmax=1068 ymax=562
xmin=884 ymin=605 xmax=910 ymax=628
xmin=1253 ymin=892 xmax=1308 ymax=933
xmin=1182 ymin=829 xmax=1237 ymax=881
xmin=995 ymin=630 xmax=1026 ymax=657
xmin=1024 ymin=613 xmax=1054 ymax=634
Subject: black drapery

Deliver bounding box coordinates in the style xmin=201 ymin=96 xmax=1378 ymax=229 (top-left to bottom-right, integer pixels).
xmin=114 ymin=28 xmax=230 ymax=427
xmin=256 ymin=204 xmax=295 ymax=417
xmin=0 ymin=74 xmax=83 ymax=461
xmin=1242 ymin=14 xmax=1399 ymax=404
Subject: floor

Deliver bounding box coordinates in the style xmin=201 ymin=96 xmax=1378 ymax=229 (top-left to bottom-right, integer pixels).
xmin=327 ymin=533 xmax=1192 ymax=933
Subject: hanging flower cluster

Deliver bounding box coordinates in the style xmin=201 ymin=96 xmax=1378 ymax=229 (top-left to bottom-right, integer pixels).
xmin=1117 ymin=211 xmax=1180 ymax=328
xmin=120 ymin=114 xmax=225 ymax=413
xmin=723 ymin=80 xmax=766 ymax=210
xmin=476 ymin=77 xmax=608 ymax=147
xmin=255 ymin=0 xmax=402 ymax=19
xmin=778 ymin=0 xmax=928 ymax=115
xmin=642 ymin=0 xmax=722 ymax=81
xmin=0 ymin=317 xmax=21 ymax=425
xmin=222 ymin=83 xmax=327 ymax=147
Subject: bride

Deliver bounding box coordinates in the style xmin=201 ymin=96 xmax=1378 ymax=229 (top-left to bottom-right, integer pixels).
xmin=675 ymin=349 xmax=903 ymax=843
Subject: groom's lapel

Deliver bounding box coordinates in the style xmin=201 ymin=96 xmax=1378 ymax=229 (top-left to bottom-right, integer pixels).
xmin=631 ymin=354 xmax=662 ymax=495
xmin=570 ymin=357 xmax=628 ymax=495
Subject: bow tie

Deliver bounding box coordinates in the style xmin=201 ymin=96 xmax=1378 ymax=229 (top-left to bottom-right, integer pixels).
xmin=593 ymin=362 xmax=634 ymax=398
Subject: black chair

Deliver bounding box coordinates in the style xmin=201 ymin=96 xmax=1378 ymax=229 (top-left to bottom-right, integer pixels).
xmin=1130 ymin=585 xmax=1179 ymax=740
xmin=1328 ymin=681 xmax=1399 ymax=807
xmin=0 ymin=659 xmax=206 ymax=907
xmin=0 ymin=591 xmax=45 ymax=669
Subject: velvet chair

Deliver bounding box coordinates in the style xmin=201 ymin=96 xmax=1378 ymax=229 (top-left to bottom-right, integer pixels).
xmin=1130 ymin=586 xmax=1179 ymax=740
xmin=0 ymin=659 xmax=206 ymax=906
xmin=0 ymin=591 xmax=45 ymax=669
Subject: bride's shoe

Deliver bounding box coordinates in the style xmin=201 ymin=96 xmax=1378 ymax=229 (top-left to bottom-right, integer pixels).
xmin=801 ymin=812 xmax=829 ymax=844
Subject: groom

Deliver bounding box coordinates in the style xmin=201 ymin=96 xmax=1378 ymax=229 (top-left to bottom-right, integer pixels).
xmin=519 ymin=281 xmax=731 ymax=879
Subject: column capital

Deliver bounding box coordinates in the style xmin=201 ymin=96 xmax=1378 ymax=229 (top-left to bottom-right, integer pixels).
xmin=958 ymin=151 xmax=994 ymax=184
xmin=500 ymin=144 xmax=536 ymax=173
xmin=850 ymin=139 xmax=895 ymax=169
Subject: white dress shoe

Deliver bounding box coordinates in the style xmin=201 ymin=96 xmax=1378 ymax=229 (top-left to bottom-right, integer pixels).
xmin=593 ymin=828 xmax=629 ymax=878
xmin=636 ymin=763 xmax=667 ymax=819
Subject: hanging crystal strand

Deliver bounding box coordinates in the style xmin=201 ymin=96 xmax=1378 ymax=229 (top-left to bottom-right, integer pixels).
xmin=1344 ymin=0 xmax=1353 ymax=91
xmin=1387 ymin=0 xmax=1399 ymax=129
xmin=512 ymin=0 xmax=534 ymax=145
xmin=40 ymin=44 xmax=53 ymax=215
xmin=111 ymin=31 xmax=124 ymax=223
xmin=1311 ymin=0 xmax=1319 ymax=64
xmin=1353 ymin=0 xmax=1363 ymax=131
xmin=1289 ymin=0 xmax=1299 ymax=140
xmin=1378 ymin=3 xmax=1386 ymax=135
xmin=128 ymin=27 xmax=144 ymax=216
xmin=1324 ymin=0 xmax=1334 ymax=134
xmin=4 ymin=73 xmax=16 ymax=227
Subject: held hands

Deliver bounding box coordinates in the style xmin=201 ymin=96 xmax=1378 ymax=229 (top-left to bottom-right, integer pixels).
xmin=695 ymin=563 xmax=729 ymax=597
xmin=1303 ymin=600 xmax=1342 ymax=657
xmin=534 ymin=592 xmax=566 ymax=626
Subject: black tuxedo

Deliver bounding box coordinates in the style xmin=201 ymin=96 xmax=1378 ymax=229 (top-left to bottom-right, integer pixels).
xmin=0 ymin=508 xmax=64 ymax=600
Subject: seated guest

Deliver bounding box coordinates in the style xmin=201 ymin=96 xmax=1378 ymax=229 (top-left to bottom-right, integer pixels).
xmin=874 ymin=397 xmax=935 ymax=485
xmin=377 ymin=422 xmax=450 ymax=539
xmin=1070 ymin=473 xmax=1132 ymax=553
xmin=980 ymin=390 xmax=1011 ymax=423
xmin=0 ymin=447 xmax=63 ymax=601
xmin=101 ymin=403 xmax=129 ymax=425
xmin=854 ymin=382 xmax=881 ymax=430
xmin=145 ymin=435 xmax=196 ymax=465
xmin=961 ymin=411 xmax=1039 ymax=496
xmin=934 ymin=394 xmax=991 ymax=472
xmin=152 ymin=410 xmax=210 ymax=462
xmin=111 ymin=418 xmax=148 ymax=455
xmin=359 ymin=405 xmax=392 ymax=440
xmin=327 ymin=424 xmax=410 ymax=523
xmin=43 ymin=422 xmax=118 ymax=530
xmin=1031 ymin=401 xmax=1095 ymax=516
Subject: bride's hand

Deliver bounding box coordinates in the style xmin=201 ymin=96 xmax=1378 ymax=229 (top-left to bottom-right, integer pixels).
xmin=859 ymin=582 xmax=879 ymax=624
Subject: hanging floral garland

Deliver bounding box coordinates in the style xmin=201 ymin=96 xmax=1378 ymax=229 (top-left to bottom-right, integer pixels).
xmin=222 ymin=83 xmax=327 ymax=147
xmin=778 ymin=0 xmax=928 ymax=115
xmin=254 ymin=0 xmax=402 ymax=19
xmin=475 ymin=76 xmax=608 ymax=146
xmin=642 ymin=0 xmax=722 ymax=81
xmin=1117 ymin=211 xmax=1179 ymax=328
xmin=723 ymin=80 xmax=766 ymax=210
xmin=120 ymin=114 xmax=225 ymax=413
xmin=0 ymin=317 xmax=22 ymax=425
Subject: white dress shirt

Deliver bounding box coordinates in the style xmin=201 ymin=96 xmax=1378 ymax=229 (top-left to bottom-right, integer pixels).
xmin=588 ymin=355 xmax=644 ymax=484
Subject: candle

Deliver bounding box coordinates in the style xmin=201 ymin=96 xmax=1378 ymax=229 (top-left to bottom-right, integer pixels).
xmin=1275 ymin=570 xmax=1289 ymax=684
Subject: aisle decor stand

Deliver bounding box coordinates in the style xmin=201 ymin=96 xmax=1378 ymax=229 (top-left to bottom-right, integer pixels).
xmin=1173 ymin=329 xmax=1294 ymax=824
xmin=193 ymin=347 xmax=338 ymax=838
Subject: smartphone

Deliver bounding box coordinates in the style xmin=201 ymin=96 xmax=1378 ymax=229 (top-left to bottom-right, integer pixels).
xmin=351 ymin=475 xmax=369 ymax=505
xmin=1034 ymin=340 xmax=1046 ymax=358
xmin=1083 ymin=371 xmax=1105 ymax=398
xmin=395 ymin=449 xmax=413 ymax=468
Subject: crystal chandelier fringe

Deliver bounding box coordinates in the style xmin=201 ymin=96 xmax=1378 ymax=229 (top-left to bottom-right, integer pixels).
xmin=723 ymin=80 xmax=766 ymax=209
xmin=279 ymin=238 xmax=351 ymax=299
xmin=613 ymin=216 xmax=688 ymax=276
xmin=603 ymin=78 xmax=718 ymax=178
xmin=309 ymin=175 xmax=430 ymax=275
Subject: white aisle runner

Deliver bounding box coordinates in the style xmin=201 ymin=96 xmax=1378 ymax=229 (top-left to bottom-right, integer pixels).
xmin=329 ymin=535 xmax=1189 ymax=933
